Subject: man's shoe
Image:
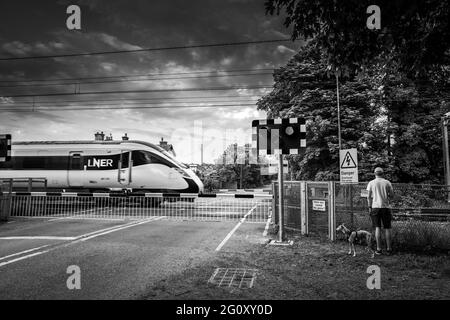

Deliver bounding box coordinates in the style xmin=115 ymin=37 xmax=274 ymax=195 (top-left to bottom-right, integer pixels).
xmin=386 ymin=249 xmax=393 ymax=255
xmin=375 ymin=249 xmax=382 ymax=255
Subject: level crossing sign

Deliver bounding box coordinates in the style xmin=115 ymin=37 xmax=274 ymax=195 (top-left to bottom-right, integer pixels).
xmin=339 ymin=148 xmax=358 ymax=184
xmin=251 ymin=117 xmax=306 ymax=243
xmin=0 ymin=134 xmax=11 ymax=162
xmin=251 ymin=118 xmax=306 ymax=160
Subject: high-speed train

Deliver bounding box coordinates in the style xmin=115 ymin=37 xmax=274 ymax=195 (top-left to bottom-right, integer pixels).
xmin=0 ymin=140 xmax=204 ymax=193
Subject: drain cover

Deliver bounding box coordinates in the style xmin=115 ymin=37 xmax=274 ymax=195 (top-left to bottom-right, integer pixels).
xmin=208 ymin=268 xmax=257 ymax=289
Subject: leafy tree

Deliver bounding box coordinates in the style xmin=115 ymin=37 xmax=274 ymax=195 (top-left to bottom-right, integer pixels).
xmin=258 ymin=43 xmax=381 ymax=181
xmin=261 ymin=1 xmax=450 ymax=183
xmin=265 ymin=0 xmax=450 ymax=78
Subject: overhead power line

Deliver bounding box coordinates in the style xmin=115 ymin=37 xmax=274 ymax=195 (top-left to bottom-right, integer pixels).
xmin=0 ymin=39 xmax=292 ymax=61
xmin=3 ymin=100 xmax=258 ymax=109
xmin=2 ymin=85 xmax=273 ymax=98
xmin=0 ymin=103 xmax=258 ymax=112
xmin=0 ymin=71 xmax=273 ymax=88
xmin=0 ymin=68 xmax=276 ymax=83
xmin=1 ymin=94 xmax=261 ymax=105
xmin=2 ymin=95 xmax=260 ymax=105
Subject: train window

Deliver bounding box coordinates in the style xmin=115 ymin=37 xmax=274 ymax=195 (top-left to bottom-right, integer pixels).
xmin=22 ymin=157 xmax=45 ymax=169
xmin=132 ymin=150 xmax=166 ymax=166
xmin=132 ymin=151 xmax=153 ymax=166
xmin=70 ymin=154 xmax=82 ymax=170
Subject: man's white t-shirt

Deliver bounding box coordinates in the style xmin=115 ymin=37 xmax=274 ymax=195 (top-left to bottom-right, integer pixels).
xmin=366 ymin=177 xmax=393 ymax=208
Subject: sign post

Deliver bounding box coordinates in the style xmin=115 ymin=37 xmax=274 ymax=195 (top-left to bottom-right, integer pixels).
xmin=252 ymin=118 xmax=306 ymax=243
xmin=278 ymin=153 xmax=284 ymax=242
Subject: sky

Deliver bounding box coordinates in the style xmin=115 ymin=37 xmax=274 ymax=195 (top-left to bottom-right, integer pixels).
xmin=0 ymin=0 xmax=303 ymax=163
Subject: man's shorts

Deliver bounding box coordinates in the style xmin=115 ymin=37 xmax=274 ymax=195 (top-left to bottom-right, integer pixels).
xmin=370 ymin=208 xmax=392 ymax=229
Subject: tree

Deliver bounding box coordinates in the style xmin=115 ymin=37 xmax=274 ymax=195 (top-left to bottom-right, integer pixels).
xmin=196 ymin=144 xmax=273 ymax=191
xmin=257 ymin=40 xmax=450 ymax=183
xmin=265 ymin=0 xmax=450 ymax=79
xmin=257 ymin=43 xmax=381 ymax=181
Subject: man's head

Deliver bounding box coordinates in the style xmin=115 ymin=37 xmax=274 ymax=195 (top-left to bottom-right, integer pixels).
xmin=374 ymin=167 xmax=384 ymax=177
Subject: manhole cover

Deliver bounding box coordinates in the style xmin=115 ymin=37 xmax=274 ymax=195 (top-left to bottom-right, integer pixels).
xmin=208 ymin=268 xmax=257 ymax=289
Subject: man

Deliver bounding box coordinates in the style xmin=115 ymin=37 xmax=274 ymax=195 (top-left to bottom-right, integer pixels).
xmin=366 ymin=167 xmax=394 ymax=255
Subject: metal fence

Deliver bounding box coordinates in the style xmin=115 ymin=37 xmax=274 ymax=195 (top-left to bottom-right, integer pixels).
xmin=335 ymin=183 xmax=450 ymax=252
xmin=273 ymin=181 xmax=450 ymax=252
xmin=1 ymin=192 xmax=272 ymax=223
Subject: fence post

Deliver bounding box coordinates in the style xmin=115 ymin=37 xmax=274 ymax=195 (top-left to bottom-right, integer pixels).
xmin=328 ymin=181 xmax=336 ymax=241
xmin=0 ymin=180 xmax=12 ymax=221
xmin=271 ymin=182 xmax=277 ymax=224
xmin=300 ymin=181 xmax=308 ymax=235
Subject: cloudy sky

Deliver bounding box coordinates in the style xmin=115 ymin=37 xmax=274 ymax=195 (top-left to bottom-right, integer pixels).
xmin=0 ymin=0 xmax=302 ymax=163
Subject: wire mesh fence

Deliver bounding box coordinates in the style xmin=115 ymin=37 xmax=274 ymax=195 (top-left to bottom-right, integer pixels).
xmin=272 ymin=181 xmax=302 ymax=230
xmin=272 ymin=181 xmax=450 ymax=252
xmin=336 ymin=183 xmax=450 ymax=252
xmin=4 ymin=193 xmax=271 ymax=223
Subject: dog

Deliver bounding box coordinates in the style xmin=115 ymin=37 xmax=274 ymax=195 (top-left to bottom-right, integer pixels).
xmin=336 ymin=223 xmax=374 ymax=258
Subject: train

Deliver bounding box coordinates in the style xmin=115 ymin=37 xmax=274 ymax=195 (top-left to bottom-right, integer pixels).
xmin=0 ymin=140 xmax=204 ymax=193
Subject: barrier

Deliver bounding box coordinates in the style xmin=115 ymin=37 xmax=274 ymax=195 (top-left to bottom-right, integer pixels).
xmin=1 ymin=192 xmax=272 ymax=223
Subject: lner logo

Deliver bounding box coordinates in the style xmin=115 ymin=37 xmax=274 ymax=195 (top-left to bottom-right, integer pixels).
xmin=87 ymin=158 xmax=113 ymax=168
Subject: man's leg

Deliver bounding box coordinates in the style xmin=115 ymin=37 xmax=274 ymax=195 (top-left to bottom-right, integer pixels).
xmin=385 ymin=228 xmax=392 ymax=251
xmin=375 ymin=227 xmax=382 ymax=251
xmin=382 ymin=208 xmax=393 ymax=252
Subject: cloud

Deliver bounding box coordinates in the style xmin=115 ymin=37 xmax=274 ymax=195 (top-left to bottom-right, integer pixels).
xmin=0 ymin=0 xmax=301 ymax=163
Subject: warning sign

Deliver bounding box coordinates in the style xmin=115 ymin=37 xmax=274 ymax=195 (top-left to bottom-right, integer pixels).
xmin=312 ymin=200 xmax=326 ymax=212
xmin=340 ymin=148 xmax=358 ymax=184
xmin=341 ymin=151 xmax=357 ymax=169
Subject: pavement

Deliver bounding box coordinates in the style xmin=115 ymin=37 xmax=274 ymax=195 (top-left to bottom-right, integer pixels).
xmin=0 ymin=216 xmax=268 ymax=299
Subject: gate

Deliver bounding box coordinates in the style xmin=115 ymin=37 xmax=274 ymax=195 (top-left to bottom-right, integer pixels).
xmin=0 ymin=192 xmax=272 ymax=223
xmin=273 ymin=181 xmax=336 ymax=240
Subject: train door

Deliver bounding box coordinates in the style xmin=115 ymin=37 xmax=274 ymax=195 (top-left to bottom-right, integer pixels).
xmin=68 ymin=151 xmax=85 ymax=187
xmin=118 ymin=151 xmax=132 ymax=186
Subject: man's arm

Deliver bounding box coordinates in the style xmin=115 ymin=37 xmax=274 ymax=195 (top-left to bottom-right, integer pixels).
xmin=387 ymin=182 xmax=394 ymax=201
xmin=366 ymin=183 xmax=373 ymax=212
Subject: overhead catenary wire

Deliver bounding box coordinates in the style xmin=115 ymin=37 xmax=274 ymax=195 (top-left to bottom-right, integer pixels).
xmin=0 ymin=103 xmax=258 ymax=112
xmin=0 ymin=68 xmax=276 ymax=83
xmin=0 ymin=71 xmax=274 ymax=88
xmin=0 ymin=94 xmax=261 ymax=105
xmin=3 ymin=99 xmax=258 ymax=109
xmin=0 ymin=39 xmax=292 ymax=61
xmin=1 ymin=84 xmax=273 ymax=98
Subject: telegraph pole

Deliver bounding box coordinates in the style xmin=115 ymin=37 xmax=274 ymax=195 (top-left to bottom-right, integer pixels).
xmin=336 ymin=72 xmax=342 ymax=151
xmin=442 ymin=113 xmax=450 ymax=202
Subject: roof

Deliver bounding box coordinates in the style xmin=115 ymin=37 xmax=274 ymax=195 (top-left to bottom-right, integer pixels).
xmin=12 ymin=140 xmax=160 ymax=149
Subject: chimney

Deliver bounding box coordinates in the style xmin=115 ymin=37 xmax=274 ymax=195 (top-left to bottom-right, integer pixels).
xmin=94 ymin=131 xmax=105 ymax=141
xmin=122 ymin=133 xmax=129 ymax=141
xmin=105 ymin=133 xmax=113 ymax=141
xmin=159 ymin=137 xmax=168 ymax=150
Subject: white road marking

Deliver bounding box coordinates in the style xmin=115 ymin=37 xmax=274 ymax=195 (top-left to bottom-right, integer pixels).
xmin=0 ymin=250 xmax=50 ymax=268
xmin=0 ymin=236 xmax=77 ymax=240
xmin=75 ymin=217 xmax=163 ymax=243
xmin=215 ymin=205 xmax=257 ymax=252
xmin=262 ymin=216 xmax=271 ymax=237
xmin=0 ymin=244 xmax=50 ymax=262
xmin=0 ymin=217 xmax=164 ymax=268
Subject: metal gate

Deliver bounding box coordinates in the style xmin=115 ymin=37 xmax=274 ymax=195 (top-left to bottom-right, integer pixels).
xmin=1 ymin=192 xmax=272 ymax=223
xmin=304 ymin=182 xmax=335 ymax=239
xmin=273 ymin=181 xmax=336 ymax=240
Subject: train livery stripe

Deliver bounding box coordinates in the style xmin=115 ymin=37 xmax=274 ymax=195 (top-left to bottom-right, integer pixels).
xmin=0 ymin=191 xmax=272 ymax=199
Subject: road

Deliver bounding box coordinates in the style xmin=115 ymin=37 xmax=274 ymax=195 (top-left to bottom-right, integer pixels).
xmin=0 ymin=216 xmax=267 ymax=299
